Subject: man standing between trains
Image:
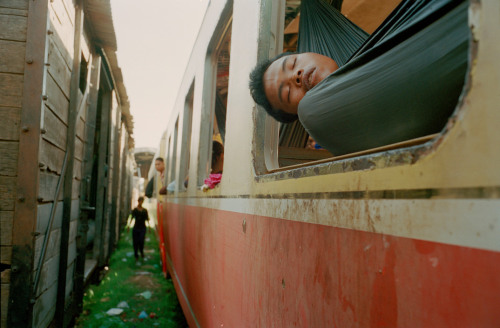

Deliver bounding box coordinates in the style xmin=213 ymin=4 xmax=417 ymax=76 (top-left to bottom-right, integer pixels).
xmin=154 ymin=157 xmax=167 ymax=195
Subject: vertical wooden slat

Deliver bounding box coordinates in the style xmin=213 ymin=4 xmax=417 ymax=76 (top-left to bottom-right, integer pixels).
xmin=55 ymin=0 xmax=83 ymax=326
xmin=7 ymin=1 xmax=48 ymax=327
xmin=118 ymin=130 xmax=130 ymax=232
xmin=73 ymin=53 xmax=101 ymax=312
xmin=108 ymin=104 xmax=122 ymax=256
xmin=93 ymin=82 xmax=111 ymax=267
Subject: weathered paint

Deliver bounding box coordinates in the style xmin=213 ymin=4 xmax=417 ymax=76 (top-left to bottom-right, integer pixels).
xmin=172 ymin=193 xmax=500 ymax=252
xmin=163 ymin=203 xmax=500 ymax=327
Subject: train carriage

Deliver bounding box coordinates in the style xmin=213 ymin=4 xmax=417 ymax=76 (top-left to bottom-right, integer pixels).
xmin=153 ymin=0 xmax=500 ymax=327
xmin=0 ymin=1 xmax=136 ymax=327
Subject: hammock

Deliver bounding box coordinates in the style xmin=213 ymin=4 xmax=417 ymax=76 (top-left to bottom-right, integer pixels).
xmin=279 ymin=0 xmax=369 ymax=149
xmin=297 ymin=0 xmax=369 ymax=66
xmin=285 ymin=0 xmax=469 ymax=156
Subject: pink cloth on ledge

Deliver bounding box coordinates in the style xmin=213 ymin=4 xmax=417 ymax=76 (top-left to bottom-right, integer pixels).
xmin=204 ymin=173 xmax=222 ymax=189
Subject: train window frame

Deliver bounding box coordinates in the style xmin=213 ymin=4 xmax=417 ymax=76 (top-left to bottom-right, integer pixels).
xmin=164 ymin=135 xmax=171 ymax=190
xmin=252 ymin=0 xmax=471 ymax=181
xmin=166 ymin=116 xmax=179 ymax=194
xmin=176 ymin=82 xmax=195 ymax=193
xmin=197 ymin=1 xmax=233 ymax=187
xmin=157 ymin=132 xmax=168 ymax=194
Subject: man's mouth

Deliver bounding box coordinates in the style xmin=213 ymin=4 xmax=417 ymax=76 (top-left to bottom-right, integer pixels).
xmin=303 ymin=67 xmax=316 ymax=91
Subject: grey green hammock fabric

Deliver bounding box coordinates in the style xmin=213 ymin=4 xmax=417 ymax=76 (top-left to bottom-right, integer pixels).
xmin=297 ymin=0 xmax=368 ymax=66
xmin=279 ymin=0 xmax=368 ymax=149
xmin=294 ymin=0 xmax=469 ymax=156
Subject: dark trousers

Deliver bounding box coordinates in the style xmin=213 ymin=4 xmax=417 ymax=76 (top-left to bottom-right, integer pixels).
xmin=132 ymin=228 xmax=146 ymax=259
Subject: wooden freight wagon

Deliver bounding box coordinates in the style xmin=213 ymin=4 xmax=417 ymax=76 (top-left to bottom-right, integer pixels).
xmin=0 ymin=0 xmax=136 ymax=327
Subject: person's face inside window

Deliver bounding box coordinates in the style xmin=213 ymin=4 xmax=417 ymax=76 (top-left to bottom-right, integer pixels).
xmin=212 ymin=152 xmax=224 ymax=174
xmin=154 ymin=160 xmax=164 ymax=173
xmin=263 ymin=52 xmax=338 ymax=115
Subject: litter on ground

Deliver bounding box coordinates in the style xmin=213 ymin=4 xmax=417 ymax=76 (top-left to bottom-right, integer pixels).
xmin=135 ymin=271 xmax=151 ymax=275
xmin=137 ymin=291 xmax=152 ymax=299
xmin=106 ymin=308 xmax=124 ymax=316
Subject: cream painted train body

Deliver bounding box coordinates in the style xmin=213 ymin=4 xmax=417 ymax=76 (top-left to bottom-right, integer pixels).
xmin=149 ymin=0 xmax=500 ymax=326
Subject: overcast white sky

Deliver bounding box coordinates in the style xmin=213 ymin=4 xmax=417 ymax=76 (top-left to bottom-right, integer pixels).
xmin=110 ymin=0 xmax=208 ymax=149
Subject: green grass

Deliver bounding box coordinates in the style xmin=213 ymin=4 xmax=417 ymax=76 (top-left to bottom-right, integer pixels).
xmin=75 ymin=229 xmax=187 ymax=328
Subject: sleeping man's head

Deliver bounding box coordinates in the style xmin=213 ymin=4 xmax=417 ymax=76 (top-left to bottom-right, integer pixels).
xmin=249 ymin=52 xmax=338 ymax=123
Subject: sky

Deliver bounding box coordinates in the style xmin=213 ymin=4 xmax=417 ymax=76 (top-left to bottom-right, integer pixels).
xmin=110 ymin=0 xmax=208 ymax=149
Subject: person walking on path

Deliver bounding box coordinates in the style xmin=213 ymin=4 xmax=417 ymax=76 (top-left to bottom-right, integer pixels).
xmin=128 ymin=196 xmax=149 ymax=261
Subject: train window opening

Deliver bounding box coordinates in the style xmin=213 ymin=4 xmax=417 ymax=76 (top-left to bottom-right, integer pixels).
xmin=197 ymin=4 xmax=233 ymax=187
xmin=256 ymin=0 xmax=468 ymax=174
xmin=209 ymin=21 xmax=231 ymax=180
xmin=213 ymin=22 xmax=230 ymax=145
xmin=164 ymin=136 xmax=171 ymax=190
xmin=167 ymin=118 xmax=179 ymax=194
xmin=277 ymin=0 xmax=402 ymax=168
xmin=179 ymin=83 xmax=195 ymax=192
xmin=276 ymin=1 xmax=333 ymax=167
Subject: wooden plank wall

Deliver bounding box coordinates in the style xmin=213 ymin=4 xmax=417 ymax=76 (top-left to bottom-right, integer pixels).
xmin=120 ymin=142 xmax=133 ymax=224
xmin=31 ymin=0 xmax=78 ymax=326
xmin=64 ymin=28 xmax=91 ymax=304
xmin=0 ymin=1 xmax=28 ymax=326
xmin=118 ymin=126 xmax=130 ymax=231
xmin=2 ymin=0 xmax=131 ymax=326
xmin=101 ymin=93 xmax=116 ymax=261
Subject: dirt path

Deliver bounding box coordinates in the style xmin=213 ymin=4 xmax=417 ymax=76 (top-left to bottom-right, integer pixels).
xmin=76 ymin=230 xmax=187 ymax=327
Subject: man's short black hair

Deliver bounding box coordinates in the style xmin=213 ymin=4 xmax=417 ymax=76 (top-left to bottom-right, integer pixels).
xmin=249 ymin=52 xmax=299 ymax=123
xmin=155 ymin=157 xmax=164 ymax=162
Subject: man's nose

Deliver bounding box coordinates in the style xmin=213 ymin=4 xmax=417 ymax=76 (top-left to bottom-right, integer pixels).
xmin=292 ymin=69 xmax=303 ymax=86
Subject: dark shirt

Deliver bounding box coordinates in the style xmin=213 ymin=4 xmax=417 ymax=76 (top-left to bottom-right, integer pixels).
xmin=131 ymin=207 xmax=148 ymax=230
